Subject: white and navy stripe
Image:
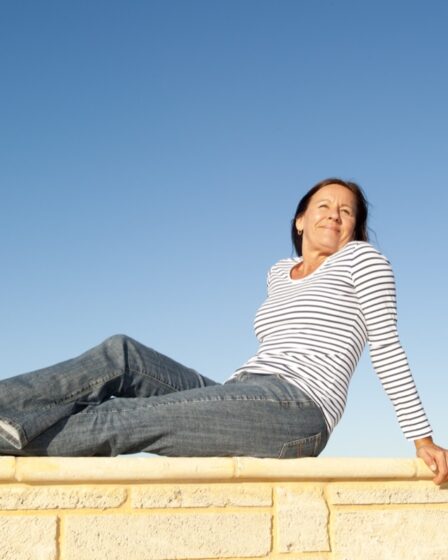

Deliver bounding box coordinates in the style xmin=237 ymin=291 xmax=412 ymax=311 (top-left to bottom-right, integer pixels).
xmin=229 ymin=241 xmax=432 ymax=441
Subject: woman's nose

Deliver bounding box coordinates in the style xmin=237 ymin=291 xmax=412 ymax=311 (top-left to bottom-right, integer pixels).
xmin=328 ymin=207 xmax=342 ymax=222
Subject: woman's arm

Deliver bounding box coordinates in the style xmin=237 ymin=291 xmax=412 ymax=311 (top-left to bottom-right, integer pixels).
xmin=351 ymin=244 xmax=447 ymax=484
xmin=351 ymin=244 xmax=432 ymax=440
xmin=414 ymin=436 xmax=448 ymax=485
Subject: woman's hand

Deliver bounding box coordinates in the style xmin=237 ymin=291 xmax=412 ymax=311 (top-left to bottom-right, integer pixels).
xmin=415 ymin=437 xmax=448 ymax=485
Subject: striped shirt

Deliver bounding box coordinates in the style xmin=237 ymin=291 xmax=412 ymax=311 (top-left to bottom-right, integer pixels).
xmin=229 ymin=241 xmax=433 ymax=441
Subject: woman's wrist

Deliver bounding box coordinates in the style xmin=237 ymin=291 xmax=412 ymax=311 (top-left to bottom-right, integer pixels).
xmin=414 ymin=436 xmax=434 ymax=449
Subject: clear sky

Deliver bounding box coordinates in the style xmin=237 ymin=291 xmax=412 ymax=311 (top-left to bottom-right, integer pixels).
xmin=1 ymin=0 xmax=447 ymax=457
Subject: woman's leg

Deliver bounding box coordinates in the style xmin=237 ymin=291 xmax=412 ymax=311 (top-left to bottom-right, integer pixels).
xmin=0 ymin=373 xmax=329 ymax=458
xmin=0 ymin=334 xmax=217 ymax=449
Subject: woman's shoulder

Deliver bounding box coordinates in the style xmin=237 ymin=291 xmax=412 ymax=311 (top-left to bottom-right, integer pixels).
xmin=267 ymin=242 xmax=391 ymax=277
xmin=343 ymin=241 xmax=394 ymax=278
xmin=268 ymin=257 xmax=297 ymax=275
xmin=343 ymin=240 xmax=389 ymax=260
xmin=272 ymin=256 xmax=297 ymax=267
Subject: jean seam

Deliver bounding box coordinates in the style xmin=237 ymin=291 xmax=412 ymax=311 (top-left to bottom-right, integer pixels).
xmin=127 ymin=366 xmax=184 ymax=392
xmin=34 ymin=371 xmax=124 ymax=412
xmin=79 ymin=396 xmax=313 ymax=414
xmin=313 ymin=432 xmax=322 ymax=455
xmin=279 ymin=431 xmax=322 ymax=458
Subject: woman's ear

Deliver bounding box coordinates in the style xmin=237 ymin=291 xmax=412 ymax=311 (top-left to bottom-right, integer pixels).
xmin=295 ymin=216 xmax=303 ymax=233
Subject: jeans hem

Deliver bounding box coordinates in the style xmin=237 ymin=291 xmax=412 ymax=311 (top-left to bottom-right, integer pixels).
xmin=0 ymin=417 xmax=26 ymax=449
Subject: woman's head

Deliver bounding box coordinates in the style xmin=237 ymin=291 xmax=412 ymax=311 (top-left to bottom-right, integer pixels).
xmin=291 ymin=178 xmax=369 ymax=257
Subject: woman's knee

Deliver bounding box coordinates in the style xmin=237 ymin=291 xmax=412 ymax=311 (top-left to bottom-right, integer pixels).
xmin=101 ymin=335 xmax=153 ymax=372
xmin=102 ymin=334 xmax=130 ymax=349
xmin=99 ymin=335 xmax=133 ymax=371
xmin=103 ymin=334 xmax=157 ymax=356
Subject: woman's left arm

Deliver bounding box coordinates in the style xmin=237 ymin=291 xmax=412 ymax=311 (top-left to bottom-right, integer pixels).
xmin=351 ymin=244 xmax=447 ymax=485
xmin=351 ymin=245 xmax=433 ymax=441
xmin=414 ymin=437 xmax=448 ymax=485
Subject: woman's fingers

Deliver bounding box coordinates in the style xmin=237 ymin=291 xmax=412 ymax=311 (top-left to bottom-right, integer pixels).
xmin=417 ymin=444 xmax=448 ymax=485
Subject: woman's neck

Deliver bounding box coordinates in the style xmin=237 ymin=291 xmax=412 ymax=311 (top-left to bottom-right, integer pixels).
xmin=293 ymin=248 xmax=331 ymax=279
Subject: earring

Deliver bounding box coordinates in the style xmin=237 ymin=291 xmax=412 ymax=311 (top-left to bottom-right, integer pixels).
xmin=297 ymin=229 xmax=303 ymax=236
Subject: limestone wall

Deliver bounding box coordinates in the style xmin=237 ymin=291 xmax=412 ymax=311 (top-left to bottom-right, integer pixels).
xmin=0 ymin=456 xmax=447 ymax=559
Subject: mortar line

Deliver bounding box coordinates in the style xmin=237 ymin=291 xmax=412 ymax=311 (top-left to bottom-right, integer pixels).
xmin=271 ymin=483 xmax=277 ymax=554
xmin=57 ymin=513 xmax=63 ymax=560
xmin=322 ymin=482 xmax=333 ymax=555
xmin=120 ymin=484 xmax=133 ymax=511
xmin=331 ymin=502 xmax=448 ymax=511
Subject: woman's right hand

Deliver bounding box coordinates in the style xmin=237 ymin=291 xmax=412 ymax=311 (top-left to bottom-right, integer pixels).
xmin=415 ymin=439 xmax=448 ymax=485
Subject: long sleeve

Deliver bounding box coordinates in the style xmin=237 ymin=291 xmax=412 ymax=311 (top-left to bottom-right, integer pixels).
xmin=351 ymin=243 xmax=433 ymax=440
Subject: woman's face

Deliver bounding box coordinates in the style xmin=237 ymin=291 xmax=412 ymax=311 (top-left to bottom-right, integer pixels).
xmin=295 ymin=184 xmax=357 ymax=256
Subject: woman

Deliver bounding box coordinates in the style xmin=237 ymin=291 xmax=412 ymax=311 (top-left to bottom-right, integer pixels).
xmin=0 ymin=178 xmax=447 ymax=484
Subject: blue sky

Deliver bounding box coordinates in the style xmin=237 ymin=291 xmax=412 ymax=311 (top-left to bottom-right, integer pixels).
xmin=1 ymin=0 xmax=447 ymax=457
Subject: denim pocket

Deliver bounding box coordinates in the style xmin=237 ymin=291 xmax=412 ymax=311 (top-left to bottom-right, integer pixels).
xmin=278 ymin=431 xmax=322 ymax=459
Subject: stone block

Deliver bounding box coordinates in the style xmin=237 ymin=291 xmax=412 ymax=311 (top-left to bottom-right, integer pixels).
xmin=276 ymin=486 xmax=330 ymax=552
xmin=0 ymin=457 xmax=15 ymax=480
xmin=132 ymin=483 xmax=272 ymax=508
xmin=0 ymin=485 xmax=127 ymax=510
xmin=0 ymin=515 xmax=57 ymax=560
xmin=15 ymin=456 xmax=235 ymax=482
xmin=328 ymin=482 xmax=448 ymax=504
xmin=235 ymin=457 xmax=417 ymax=480
xmin=333 ymin=509 xmax=448 ymax=559
xmin=63 ymin=512 xmax=272 ymax=559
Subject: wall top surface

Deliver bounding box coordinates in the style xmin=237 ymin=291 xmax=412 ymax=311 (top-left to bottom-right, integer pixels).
xmin=0 ymin=456 xmax=435 ymax=483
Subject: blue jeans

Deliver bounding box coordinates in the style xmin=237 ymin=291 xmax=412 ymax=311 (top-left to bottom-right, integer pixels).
xmin=0 ymin=335 xmax=328 ymax=457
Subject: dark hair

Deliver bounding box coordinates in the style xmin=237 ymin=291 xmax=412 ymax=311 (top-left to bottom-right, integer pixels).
xmin=291 ymin=177 xmax=369 ymax=256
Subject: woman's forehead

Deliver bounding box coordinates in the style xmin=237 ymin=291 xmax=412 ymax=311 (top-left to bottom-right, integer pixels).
xmin=311 ymin=184 xmax=356 ymax=204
